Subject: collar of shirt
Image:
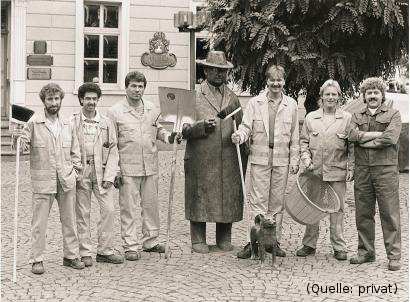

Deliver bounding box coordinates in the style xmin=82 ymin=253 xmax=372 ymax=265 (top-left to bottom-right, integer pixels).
xmin=207 ymin=81 xmax=224 ymax=96
xmin=81 ymin=110 xmax=101 ymax=123
xmin=266 ymin=92 xmax=282 ymax=104
xmin=45 ymin=117 xmax=61 ymax=137
xmin=368 ymin=107 xmax=379 ymax=116
xmin=124 ymin=98 xmax=144 ymax=112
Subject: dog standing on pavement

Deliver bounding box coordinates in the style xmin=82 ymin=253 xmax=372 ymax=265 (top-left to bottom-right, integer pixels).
xmin=250 ymin=214 xmax=277 ymax=267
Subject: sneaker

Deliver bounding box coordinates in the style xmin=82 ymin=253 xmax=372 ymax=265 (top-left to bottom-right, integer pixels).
xmin=96 ymin=254 xmax=124 ymax=264
xmin=237 ymin=243 xmax=251 ymax=259
xmin=125 ymin=251 xmax=141 ymax=261
xmin=388 ymin=259 xmax=401 ymax=271
xmin=63 ymin=258 xmax=85 ymax=270
xmin=334 ymin=250 xmax=347 ymax=261
xmin=31 ymin=261 xmax=44 ymax=275
xmin=296 ymin=245 xmax=316 ymax=257
xmin=349 ymin=254 xmax=375 ymax=264
xmin=143 ymin=244 xmax=165 ymax=253
xmin=81 ymin=256 xmax=93 ymax=267
xmin=192 ymin=243 xmax=209 ymax=254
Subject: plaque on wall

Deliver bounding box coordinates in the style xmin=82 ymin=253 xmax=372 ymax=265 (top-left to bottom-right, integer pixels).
xmin=27 ymin=68 xmax=52 ymax=80
xmin=141 ymin=32 xmax=177 ymax=70
xmin=27 ymin=55 xmax=53 ymax=66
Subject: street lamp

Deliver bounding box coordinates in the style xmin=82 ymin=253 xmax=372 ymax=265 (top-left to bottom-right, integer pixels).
xmin=174 ymin=10 xmax=208 ymax=90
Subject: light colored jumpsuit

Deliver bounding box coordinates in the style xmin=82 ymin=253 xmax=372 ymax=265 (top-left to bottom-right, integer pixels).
xmin=235 ymin=90 xmax=299 ymax=243
xmin=20 ymin=110 xmax=82 ymax=263
xmin=71 ymin=111 xmax=119 ymax=257
xmin=300 ymin=108 xmax=354 ymax=252
xmin=107 ymin=98 xmax=170 ymax=252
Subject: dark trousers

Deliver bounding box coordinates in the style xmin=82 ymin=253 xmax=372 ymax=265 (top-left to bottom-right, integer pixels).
xmin=190 ymin=221 xmax=232 ymax=246
xmin=354 ymin=165 xmax=401 ymax=260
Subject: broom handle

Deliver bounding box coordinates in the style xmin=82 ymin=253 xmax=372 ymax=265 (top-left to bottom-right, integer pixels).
xmin=165 ymin=129 xmax=180 ymax=259
xmin=13 ymin=136 xmax=21 ymax=283
xmin=232 ymin=121 xmax=253 ymax=250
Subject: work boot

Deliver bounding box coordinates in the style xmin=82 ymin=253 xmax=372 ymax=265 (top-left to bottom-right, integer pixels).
xmin=31 ymin=261 xmax=45 ymax=275
xmin=81 ymin=256 xmax=93 ymax=267
xmin=216 ymin=223 xmax=233 ymax=251
xmin=192 ymin=243 xmax=210 ymax=254
xmin=388 ymin=260 xmax=401 ymax=271
xmin=143 ymin=244 xmax=165 ymax=253
xmin=237 ymin=243 xmax=252 ymax=259
xmin=125 ymin=251 xmax=141 ymax=261
xmin=63 ymin=258 xmax=85 ymax=269
xmin=191 ymin=221 xmax=209 ymax=254
xmin=333 ymin=250 xmax=347 ymax=261
xmin=96 ymin=254 xmax=124 ymax=264
xmin=297 ymin=245 xmax=316 ymax=257
xmin=349 ymin=254 xmax=375 ymax=264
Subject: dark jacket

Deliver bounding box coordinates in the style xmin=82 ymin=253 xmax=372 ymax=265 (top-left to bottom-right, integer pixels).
xmin=183 ymin=81 xmax=248 ymax=223
xmin=348 ymin=103 xmax=402 ymax=166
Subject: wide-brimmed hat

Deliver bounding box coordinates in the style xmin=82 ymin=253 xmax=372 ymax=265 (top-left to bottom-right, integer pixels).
xmin=196 ymin=51 xmax=234 ymax=69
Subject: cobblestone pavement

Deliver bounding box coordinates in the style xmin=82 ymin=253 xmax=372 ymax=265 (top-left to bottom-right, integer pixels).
xmin=1 ymin=151 xmax=408 ymax=302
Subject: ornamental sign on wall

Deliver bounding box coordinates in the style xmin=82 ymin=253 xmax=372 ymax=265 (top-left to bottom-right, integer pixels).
xmin=141 ymin=32 xmax=177 ymax=69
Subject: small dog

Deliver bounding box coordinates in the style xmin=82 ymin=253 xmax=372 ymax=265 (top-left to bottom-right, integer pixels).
xmin=250 ymin=214 xmax=278 ymax=267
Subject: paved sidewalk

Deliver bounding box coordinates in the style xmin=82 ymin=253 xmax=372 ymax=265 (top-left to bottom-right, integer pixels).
xmin=1 ymin=151 xmax=408 ymax=301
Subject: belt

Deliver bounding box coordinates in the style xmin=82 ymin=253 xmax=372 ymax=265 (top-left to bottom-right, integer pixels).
xmin=269 ymin=143 xmax=274 ymax=149
xmin=86 ymin=157 xmax=95 ymax=164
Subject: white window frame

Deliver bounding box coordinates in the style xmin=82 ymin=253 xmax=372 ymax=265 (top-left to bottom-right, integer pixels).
xmin=75 ymin=0 xmax=129 ymax=94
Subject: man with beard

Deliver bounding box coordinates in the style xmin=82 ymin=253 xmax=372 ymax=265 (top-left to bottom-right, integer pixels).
xmin=107 ymin=71 xmax=179 ymax=261
xmin=17 ymin=83 xmax=84 ymax=274
xmin=71 ymin=83 xmax=123 ymax=267
xmin=183 ymin=51 xmax=247 ymax=254
xmin=348 ymin=77 xmax=402 ymax=271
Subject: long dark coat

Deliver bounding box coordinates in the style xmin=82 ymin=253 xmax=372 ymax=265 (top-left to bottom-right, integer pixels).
xmin=183 ymin=81 xmax=248 ymax=223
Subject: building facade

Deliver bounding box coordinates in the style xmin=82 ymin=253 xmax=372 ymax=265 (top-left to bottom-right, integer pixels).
xmin=1 ymin=0 xmax=212 ymax=123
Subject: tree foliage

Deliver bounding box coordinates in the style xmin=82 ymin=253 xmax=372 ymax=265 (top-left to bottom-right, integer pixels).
xmin=206 ymin=0 xmax=408 ymax=112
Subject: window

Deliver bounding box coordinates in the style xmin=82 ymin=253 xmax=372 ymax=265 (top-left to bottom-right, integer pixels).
xmin=75 ymin=0 xmax=129 ymax=92
xmin=83 ymin=3 xmax=119 ymax=84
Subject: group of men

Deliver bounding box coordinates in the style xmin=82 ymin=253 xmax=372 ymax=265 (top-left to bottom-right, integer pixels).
xmin=16 ymin=50 xmax=402 ymax=275
xmin=17 ymin=71 xmax=180 ymax=274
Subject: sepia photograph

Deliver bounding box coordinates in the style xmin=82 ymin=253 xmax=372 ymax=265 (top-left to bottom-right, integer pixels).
xmin=1 ymin=0 xmax=408 ymax=301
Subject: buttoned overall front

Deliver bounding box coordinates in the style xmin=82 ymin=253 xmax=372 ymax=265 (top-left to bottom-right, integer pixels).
xmin=348 ymin=104 xmax=402 ymax=260
xmin=20 ymin=110 xmax=82 ymax=263
xmin=107 ymin=98 xmax=169 ymax=252
xmin=300 ymin=108 xmax=354 ymax=252
xmin=71 ymin=111 xmax=119 ymax=257
xmin=236 ymin=91 xmax=299 ymax=243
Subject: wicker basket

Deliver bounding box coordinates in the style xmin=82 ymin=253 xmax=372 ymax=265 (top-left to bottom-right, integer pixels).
xmin=285 ymin=172 xmax=341 ymax=225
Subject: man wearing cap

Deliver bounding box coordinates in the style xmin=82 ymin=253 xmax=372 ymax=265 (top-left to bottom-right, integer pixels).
xmin=16 ymin=83 xmax=84 ymax=274
xmin=71 ymin=82 xmax=123 ymax=267
xmin=107 ymin=71 xmax=180 ymax=261
xmin=348 ymin=77 xmax=402 ymax=271
xmin=183 ymin=50 xmax=248 ymax=254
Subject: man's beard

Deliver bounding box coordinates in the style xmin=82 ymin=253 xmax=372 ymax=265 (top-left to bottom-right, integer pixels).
xmin=46 ymin=105 xmax=60 ymax=115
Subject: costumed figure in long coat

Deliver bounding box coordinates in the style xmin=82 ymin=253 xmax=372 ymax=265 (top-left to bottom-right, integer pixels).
xmin=183 ymin=51 xmax=248 ymax=254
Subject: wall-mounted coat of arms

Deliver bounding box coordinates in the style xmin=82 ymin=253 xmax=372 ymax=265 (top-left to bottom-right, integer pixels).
xmin=141 ymin=32 xmax=177 ymax=69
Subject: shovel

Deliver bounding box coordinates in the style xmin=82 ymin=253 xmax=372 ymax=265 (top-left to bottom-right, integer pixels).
xmin=158 ymin=87 xmax=196 ymax=259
